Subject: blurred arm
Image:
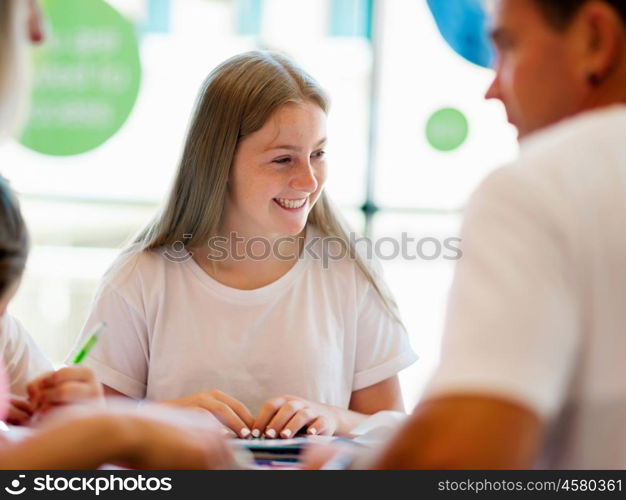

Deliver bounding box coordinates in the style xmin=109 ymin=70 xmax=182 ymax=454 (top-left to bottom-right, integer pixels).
xmin=373 ymin=394 xmax=543 ymax=469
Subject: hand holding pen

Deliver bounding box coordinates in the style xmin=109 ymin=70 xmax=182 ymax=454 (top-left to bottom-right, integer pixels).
xmin=27 ymin=322 xmax=107 ymax=414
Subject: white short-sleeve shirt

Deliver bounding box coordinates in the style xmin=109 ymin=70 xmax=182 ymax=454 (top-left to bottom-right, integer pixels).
xmin=0 ymin=314 xmax=53 ymax=397
xmin=424 ymin=105 xmax=626 ymax=469
xmin=70 ymin=225 xmax=417 ymax=414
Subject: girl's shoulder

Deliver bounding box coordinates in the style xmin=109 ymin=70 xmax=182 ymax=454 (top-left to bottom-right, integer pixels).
xmin=99 ymin=245 xmax=172 ymax=292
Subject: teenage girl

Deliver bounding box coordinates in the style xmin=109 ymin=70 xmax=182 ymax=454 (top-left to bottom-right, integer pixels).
xmin=74 ymin=51 xmax=417 ymax=439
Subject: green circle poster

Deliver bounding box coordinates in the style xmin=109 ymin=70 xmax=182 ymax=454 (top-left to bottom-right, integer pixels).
xmin=20 ymin=0 xmax=141 ymax=156
xmin=425 ymin=107 xmax=469 ymax=152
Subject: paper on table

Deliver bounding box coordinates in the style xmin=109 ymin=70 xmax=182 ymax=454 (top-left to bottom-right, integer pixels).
xmin=350 ymin=410 xmax=408 ymax=446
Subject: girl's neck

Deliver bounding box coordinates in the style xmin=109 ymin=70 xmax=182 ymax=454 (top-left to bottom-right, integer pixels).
xmin=192 ymin=228 xmax=306 ymax=290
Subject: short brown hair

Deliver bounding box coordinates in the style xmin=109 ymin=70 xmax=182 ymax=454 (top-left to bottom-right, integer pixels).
xmin=0 ymin=177 xmax=29 ymax=297
xmin=532 ymin=0 xmax=626 ymax=30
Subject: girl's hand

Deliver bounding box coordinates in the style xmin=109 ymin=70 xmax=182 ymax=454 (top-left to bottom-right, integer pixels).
xmin=252 ymin=395 xmax=338 ymax=439
xmin=163 ymin=389 xmax=255 ymax=439
xmin=6 ymin=398 xmax=34 ymax=426
xmin=27 ymin=366 xmax=104 ymax=412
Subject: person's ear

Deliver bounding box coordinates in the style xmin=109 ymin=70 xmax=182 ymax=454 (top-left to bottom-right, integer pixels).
xmin=574 ymin=1 xmax=624 ymax=87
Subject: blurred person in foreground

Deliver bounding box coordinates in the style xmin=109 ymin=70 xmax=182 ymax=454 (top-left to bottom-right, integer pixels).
xmin=372 ymin=0 xmax=626 ymax=469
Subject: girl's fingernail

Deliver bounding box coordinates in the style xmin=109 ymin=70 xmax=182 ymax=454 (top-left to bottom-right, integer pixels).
xmin=281 ymin=429 xmax=292 ymax=438
xmin=265 ymin=429 xmax=276 ymax=439
xmin=240 ymin=428 xmax=251 ymax=438
xmin=308 ymin=427 xmax=318 ymax=435
xmin=251 ymin=429 xmax=261 ymax=438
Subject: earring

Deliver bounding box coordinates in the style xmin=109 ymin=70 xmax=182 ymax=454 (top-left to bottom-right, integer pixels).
xmin=587 ymin=72 xmax=601 ymax=87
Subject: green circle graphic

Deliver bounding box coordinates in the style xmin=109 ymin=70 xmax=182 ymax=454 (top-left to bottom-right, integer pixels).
xmin=425 ymin=107 xmax=469 ymax=152
xmin=20 ymin=0 xmax=141 ymax=156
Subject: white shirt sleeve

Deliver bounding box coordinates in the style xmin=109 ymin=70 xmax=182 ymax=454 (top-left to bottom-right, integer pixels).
xmin=0 ymin=315 xmax=53 ymax=397
xmin=424 ymin=166 xmax=581 ymax=419
xmin=67 ymin=286 xmax=149 ymax=399
xmin=353 ymin=273 xmax=418 ymax=391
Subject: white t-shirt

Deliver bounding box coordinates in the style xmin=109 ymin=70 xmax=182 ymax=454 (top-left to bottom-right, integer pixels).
xmin=71 ymin=225 xmax=417 ymax=414
xmin=0 ymin=314 xmax=53 ymax=397
xmin=424 ymin=105 xmax=626 ymax=469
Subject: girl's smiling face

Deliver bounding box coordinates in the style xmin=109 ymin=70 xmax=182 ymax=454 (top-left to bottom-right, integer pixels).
xmin=224 ymin=101 xmax=327 ymax=238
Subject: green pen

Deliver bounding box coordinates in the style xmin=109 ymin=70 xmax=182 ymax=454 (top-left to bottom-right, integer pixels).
xmin=72 ymin=322 xmax=107 ymax=364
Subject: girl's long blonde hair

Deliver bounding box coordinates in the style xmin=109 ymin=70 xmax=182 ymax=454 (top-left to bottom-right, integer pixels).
xmin=0 ymin=0 xmax=29 ymax=136
xmin=131 ymin=51 xmax=401 ymax=322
